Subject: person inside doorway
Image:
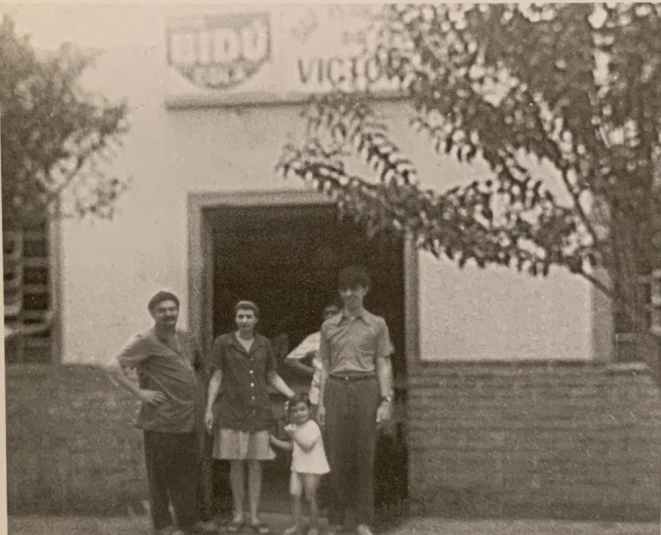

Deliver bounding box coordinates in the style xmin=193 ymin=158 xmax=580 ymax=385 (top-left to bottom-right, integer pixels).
xmin=317 ymin=266 xmax=395 ymax=535
xmin=284 ymin=300 xmax=341 ymax=419
xmin=204 ymin=300 xmax=295 ymax=535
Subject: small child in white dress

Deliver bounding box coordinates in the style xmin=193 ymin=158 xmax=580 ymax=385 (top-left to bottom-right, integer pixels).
xmin=270 ymin=393 xmax=330 ymax=535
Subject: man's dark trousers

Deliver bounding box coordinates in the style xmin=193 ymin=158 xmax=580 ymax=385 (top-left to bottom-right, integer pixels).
xmin=144 ymin=430 xmax=200 ymax=530
xmin=324 ymin=375 xmax=380 ymax=527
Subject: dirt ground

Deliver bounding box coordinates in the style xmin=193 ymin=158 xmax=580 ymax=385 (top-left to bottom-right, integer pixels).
xmin=386 ymin=518 xmax=661 ymax=534
xmin=7 ymin=514 xmax=661 ymax=535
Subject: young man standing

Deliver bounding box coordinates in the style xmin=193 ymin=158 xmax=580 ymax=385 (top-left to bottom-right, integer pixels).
xmin=317 ymin=266 xmax=394 ymax=535
xmin=108 ymin=291 xmax=216 ymax=535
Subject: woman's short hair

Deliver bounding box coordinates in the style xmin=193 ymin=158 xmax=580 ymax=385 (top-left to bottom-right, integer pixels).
xmin=234 ymin=300 xmax=260 ymax=318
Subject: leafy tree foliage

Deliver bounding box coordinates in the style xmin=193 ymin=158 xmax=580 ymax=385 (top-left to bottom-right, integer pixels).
xmin=1 ymin=16 xmax=130 ymax=228
xmin=278 ymin=3 xmax=661 ymax=332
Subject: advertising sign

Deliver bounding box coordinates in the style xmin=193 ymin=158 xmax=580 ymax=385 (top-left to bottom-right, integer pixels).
xmin=165 ymin=5 xmax=402 ymax=107
xmin=167 ymin=12 xmax=271 ymax=90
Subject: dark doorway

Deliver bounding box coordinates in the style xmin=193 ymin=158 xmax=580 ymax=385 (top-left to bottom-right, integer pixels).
xmin=206 ymin=202 xmax=407 ymax=515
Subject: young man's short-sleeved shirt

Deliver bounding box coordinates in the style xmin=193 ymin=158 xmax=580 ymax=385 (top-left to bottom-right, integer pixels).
xmin=318 ymin=310 xmax=393 ymax=375
xmin=117 ymin=328 xmax=203 ymax=433
xmin=211 ymin=333 xmax=277 ymax=432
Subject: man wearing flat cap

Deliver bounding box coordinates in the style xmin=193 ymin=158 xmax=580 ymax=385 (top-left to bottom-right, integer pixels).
xmin=108 ymin=291 xmax=216 ymax=535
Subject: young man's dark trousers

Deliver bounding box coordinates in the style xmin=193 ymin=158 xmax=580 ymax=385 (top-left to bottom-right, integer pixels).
xmin=324 ymin=375 xmax=380 ymax=528
xmin=144 ymin=430 xmax=200 ymax=530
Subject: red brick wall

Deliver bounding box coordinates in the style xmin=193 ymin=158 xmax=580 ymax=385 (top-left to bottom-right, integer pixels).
xmin=407 ymin=361 xmax=661 ymax=520
xmin=6 ymin=365 xmax=147 ymax=515
xmin=8 ymin=361 xmax=661 ymax=520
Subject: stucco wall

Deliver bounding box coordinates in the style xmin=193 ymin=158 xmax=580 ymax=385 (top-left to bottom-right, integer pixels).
xmin=419 ymin=256 xmax=595 ymax=361
xmin=58 ymin=35 xmax=604 ymax=365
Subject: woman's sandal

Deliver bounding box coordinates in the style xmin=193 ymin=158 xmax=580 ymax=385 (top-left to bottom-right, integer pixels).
xmin=248 ymin=522 xmax=270 ymax=534
xmin=225 ymin=520 xmax=244 ymax=533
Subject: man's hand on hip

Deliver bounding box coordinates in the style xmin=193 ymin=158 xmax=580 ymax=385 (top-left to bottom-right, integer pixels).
xmin=139 ymin=389 xmax=166 ymax=406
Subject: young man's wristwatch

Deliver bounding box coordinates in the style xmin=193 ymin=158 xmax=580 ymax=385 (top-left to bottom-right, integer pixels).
xmin=380 ymin=394 xmax=393 ymax=403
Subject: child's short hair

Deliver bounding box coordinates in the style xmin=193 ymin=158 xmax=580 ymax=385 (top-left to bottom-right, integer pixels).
xmin=337 ymin=265 xmax=370 ymax=290
xmin=234 ymin=299 xmax=260 ymax=319
xmin=287 ymin=393 xmax=311 ymax=417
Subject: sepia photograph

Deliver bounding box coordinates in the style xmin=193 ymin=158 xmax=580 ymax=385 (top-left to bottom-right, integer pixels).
xmin=2 ymin=2 xmax=661 ymax=534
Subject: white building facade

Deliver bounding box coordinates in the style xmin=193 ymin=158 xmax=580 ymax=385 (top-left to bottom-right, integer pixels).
xmin=22 ymin=4 xmax=610 ymax=366
xmin=16 ymin=6 xmax=661 ymax=523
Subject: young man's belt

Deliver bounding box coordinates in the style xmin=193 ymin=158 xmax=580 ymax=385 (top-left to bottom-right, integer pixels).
xmin=329 ymin=373 xmax=377 ymax=382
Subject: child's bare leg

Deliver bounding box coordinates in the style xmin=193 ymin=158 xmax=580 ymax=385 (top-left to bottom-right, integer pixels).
xmin=284 ymin=471 xmax=303 ymax=535
xmin=302 ymin=474 xmax=322 ymax=534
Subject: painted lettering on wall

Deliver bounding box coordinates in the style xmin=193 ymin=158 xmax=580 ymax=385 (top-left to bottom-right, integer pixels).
xmin=297 ymin=52 xmax=401 ymax=90
xmin=167 ymin=12 xmax=271 ymax=89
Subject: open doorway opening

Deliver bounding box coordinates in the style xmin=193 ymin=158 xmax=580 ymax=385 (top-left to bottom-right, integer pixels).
xmin=203 ymin=198 xmax=408 ymax=514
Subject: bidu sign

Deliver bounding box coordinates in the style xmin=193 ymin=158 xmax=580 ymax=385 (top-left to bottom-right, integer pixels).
xmin=165 ymin=8 xmax=401 ymax=102
xmin=167 ymin=12 xmax=271 ymax=90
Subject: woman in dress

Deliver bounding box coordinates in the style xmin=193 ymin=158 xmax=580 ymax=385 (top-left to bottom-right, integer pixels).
xmin=205 ymin=300 xmax=295 ymax=534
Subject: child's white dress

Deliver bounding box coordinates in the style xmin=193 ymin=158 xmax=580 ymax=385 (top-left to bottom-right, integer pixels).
xmin=289 ymin=419 xmax=330 ymax=474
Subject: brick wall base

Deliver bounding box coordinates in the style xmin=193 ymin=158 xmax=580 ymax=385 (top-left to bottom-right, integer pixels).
xmin=8 ymin=361 xmax=661 ymax=521
xmin=6 ymin=365 xmax=147 ymax=515
xmin=407 ymin=361 xmax=661 ymax=521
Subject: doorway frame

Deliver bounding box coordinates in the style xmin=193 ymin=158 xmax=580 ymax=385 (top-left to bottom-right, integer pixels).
xmin=187 ymin=188 xmax=420 ymax=365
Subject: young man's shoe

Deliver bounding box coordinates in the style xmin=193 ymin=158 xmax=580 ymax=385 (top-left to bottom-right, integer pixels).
xmin=355 ymin=524 xmax=374 ymax=535
xmin=193 ymin=520 xmax=219 ymax=533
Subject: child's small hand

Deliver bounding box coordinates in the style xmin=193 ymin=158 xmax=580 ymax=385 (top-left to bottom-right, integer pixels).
xmin=284 ymin=424 xmax=296 ymax=434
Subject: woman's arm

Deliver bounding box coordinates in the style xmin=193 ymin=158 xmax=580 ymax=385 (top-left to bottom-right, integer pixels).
xmin=317 ymin=360 xmax=329 ymax=426
xmin=316 ymin=327 xmax=330 ymax=427
xmin=267 ymin=371 xmax=295 ymax=399
xmin=204 ymin=369 xmax=223 ymax=433
xmin=270 ymin=435 xmax=293 ymax=451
